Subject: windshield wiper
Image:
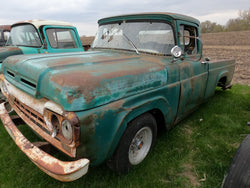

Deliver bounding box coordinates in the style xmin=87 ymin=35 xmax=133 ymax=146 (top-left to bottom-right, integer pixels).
xmin=122 ymin=33 xmax=140 ymax=55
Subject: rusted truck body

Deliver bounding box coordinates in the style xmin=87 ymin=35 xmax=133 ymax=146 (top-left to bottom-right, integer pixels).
xmin=0 ymin=25 xmax=11 ymax=46
xmin=0 ymin=13 xmax=235 ymax=181
xmin=0 ymin=20 xmax=84 ymax=70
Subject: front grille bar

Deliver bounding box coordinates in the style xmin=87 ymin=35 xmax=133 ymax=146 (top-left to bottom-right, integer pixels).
xmin=13 ymin=98 xmax=50 ymax=134
xmin=8 ymin=97 xmax=76 ymax=157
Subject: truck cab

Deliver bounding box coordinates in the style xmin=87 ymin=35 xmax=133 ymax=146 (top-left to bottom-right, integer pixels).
xmin=0 ymin=20 xmax=84 ymax=68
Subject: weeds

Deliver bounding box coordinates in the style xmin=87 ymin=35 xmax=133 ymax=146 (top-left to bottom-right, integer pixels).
xmin=0 ymin=84 xmax=249 ymax=187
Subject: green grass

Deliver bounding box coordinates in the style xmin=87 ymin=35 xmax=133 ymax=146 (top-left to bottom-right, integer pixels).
xmin=0 ymin=84 xmax=249 ymax=187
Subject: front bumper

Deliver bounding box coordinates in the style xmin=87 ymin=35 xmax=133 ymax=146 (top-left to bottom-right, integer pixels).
xmin=0 ymin=102 xmax=90 ymax=182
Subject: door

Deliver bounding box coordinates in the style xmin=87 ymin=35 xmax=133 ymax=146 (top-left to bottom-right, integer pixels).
xmin=176 ymin=21 xmax=208 ymax=122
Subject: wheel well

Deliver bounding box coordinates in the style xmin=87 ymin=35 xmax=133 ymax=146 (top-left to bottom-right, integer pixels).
xmin=217 ymin=76 xmax=227 ymax=87
xmin=149 ymin=109 xmax=166 ymax=135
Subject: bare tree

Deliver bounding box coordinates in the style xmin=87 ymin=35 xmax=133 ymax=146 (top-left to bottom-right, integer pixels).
xmin=226 ymin=8 xmax=250 ymax=31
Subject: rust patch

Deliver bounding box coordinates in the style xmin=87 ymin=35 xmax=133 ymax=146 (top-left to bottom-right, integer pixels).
xmin=103 ymin=99 xmax=125 ymax=111
xmin=98 ymin=99 xmax=126 ymax=119
xmin=81 ymin=114 xmax=98 ymax=128
xmin=140 ymin=55 xmax=166 ymax=66
xmin=50 ymin=54 xmax=165 ymax=105
xmin=23 ymin=140 xmax=34 ymax=150
xmin=35 ymin=158 xmax=65 ymax=175
xmin=48 ymin=57 xmax=83 ymax=68
xmin=80 ymin=114 xmax=97 ymax=148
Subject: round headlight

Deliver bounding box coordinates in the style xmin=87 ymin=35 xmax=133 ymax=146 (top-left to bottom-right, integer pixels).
xmin=51 ymin=114 xmax=60 ymax=138
xmin=62 ymin=120 xmax=73 ymax=140
xmin=0 ymin=81 xmax=8 ymax=95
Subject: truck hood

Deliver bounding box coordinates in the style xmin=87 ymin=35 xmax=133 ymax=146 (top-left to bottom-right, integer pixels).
xmin=3 ymin=50 xmax=168 ymax=111
xmin=0 ymin=46 xmax=23 ymax=62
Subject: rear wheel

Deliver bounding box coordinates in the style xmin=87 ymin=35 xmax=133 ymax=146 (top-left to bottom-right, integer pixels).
xmin=107 ymin=113 xmax=157 ymax=173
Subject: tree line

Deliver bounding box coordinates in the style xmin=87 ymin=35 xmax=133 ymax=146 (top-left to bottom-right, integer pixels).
xmin=201 ymin=8 xmax=250 ymax=33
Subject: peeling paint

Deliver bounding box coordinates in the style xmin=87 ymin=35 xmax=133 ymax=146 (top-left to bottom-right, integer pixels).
xmin=0 ymin=102 xmax=89 ymax=181
xmin=0 ymin=12 xmax=236 ymax=182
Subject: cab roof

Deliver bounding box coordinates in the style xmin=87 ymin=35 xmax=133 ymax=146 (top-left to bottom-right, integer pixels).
xmin=11 ymin=20 xmax=73 ymax=29
xmin=98 ymin=12 xmax=200 ymax=26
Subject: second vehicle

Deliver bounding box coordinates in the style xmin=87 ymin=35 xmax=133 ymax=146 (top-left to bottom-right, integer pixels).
xmin=0 ymin=20 xmax=84 ymax=69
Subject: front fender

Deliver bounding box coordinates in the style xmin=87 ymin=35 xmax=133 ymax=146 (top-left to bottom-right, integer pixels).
xmin=106 ymin=96 xmax=171 ymax=160
xmin=76 ymin=82 xmax=180 ymax=165
xmin=76 ymin=88 xmax=177 ymax=165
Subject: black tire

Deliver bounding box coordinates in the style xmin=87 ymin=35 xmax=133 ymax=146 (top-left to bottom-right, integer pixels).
xmin=107 ymin=113 xmax=157 ymax=173
xmin=222 ymin=135 xmax=250 ymax=188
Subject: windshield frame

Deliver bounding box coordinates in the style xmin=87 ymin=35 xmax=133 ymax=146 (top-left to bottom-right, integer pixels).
xmin=92 ymin=20 xmax=176 ymax=56
xmin=6 ymin=23 xmax=43 ymax=48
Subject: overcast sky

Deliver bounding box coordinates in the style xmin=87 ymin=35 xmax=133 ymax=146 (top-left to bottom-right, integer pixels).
xmin=0 ymin=0 xmax=249 ymax=36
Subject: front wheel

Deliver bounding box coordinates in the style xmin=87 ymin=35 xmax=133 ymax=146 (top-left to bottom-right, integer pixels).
xmin=107 ymin=113 xmax=157 ymax=173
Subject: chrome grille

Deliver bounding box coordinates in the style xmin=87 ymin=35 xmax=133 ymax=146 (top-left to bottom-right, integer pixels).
xmin=13 ymin=98 xmax=50 ymax=134
xmin=10 ymin=96 xmax=76 ymax=157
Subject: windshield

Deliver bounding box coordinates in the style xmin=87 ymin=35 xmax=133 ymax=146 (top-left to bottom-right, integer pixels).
xmin=6 ymin=24 xmax=42 ymax=47
xmin=92 ymin=21 xmax=175 ymax=55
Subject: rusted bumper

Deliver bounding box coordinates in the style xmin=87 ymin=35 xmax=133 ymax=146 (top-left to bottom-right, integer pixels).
xmin=0 ymin=102 xmax=89 ymax=182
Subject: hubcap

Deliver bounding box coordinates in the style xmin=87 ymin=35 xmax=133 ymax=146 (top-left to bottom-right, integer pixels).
xmin=128 ymin=127 xmax=153 ymax=165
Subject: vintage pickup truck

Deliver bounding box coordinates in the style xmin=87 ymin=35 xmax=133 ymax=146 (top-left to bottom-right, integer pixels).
xmin=0 ymin=25 xmax=11 ymax=46
xmin=0 ymin=13 xmax=235 ymax=182
xmin=0 ymin=20 xmax=84 ymax=69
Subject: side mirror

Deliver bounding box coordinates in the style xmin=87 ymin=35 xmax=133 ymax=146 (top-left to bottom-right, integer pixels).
xmin=171 ymin=46 xmax=182 ymax=58
xmin=201 ymin=57 xmax=210 ymax=64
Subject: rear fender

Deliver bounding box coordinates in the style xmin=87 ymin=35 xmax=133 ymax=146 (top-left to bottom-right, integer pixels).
xmin=216 ymin=70 xmax=229 ymax=87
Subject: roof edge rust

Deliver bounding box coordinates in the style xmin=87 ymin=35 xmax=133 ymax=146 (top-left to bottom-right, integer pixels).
xmin=98 ymin=12 xmax=200 ymax=26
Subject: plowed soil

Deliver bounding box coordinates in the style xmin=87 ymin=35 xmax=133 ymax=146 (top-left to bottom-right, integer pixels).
xmin=202 ymin=31 xmax=250 ymax=85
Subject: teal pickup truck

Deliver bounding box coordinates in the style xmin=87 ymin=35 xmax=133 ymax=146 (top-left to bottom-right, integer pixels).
xmin=0 ymin=20 xmax=84 ymax=69
xmin=0 ymin=13 xmax=235 ymax=182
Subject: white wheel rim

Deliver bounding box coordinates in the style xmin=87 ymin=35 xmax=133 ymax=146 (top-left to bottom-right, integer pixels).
xmin=128 ymin=127 xmax=153 ymax=165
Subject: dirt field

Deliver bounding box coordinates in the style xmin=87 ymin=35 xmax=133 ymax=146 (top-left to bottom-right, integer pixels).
xmin=202 ymin=31 xmax=250 ymax=86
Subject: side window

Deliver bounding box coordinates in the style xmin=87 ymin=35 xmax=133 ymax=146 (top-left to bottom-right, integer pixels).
xmin=46 ymin=28 xmax=77 ymax=49
xmin=179 ymin=25 xmax=198 ymax=55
